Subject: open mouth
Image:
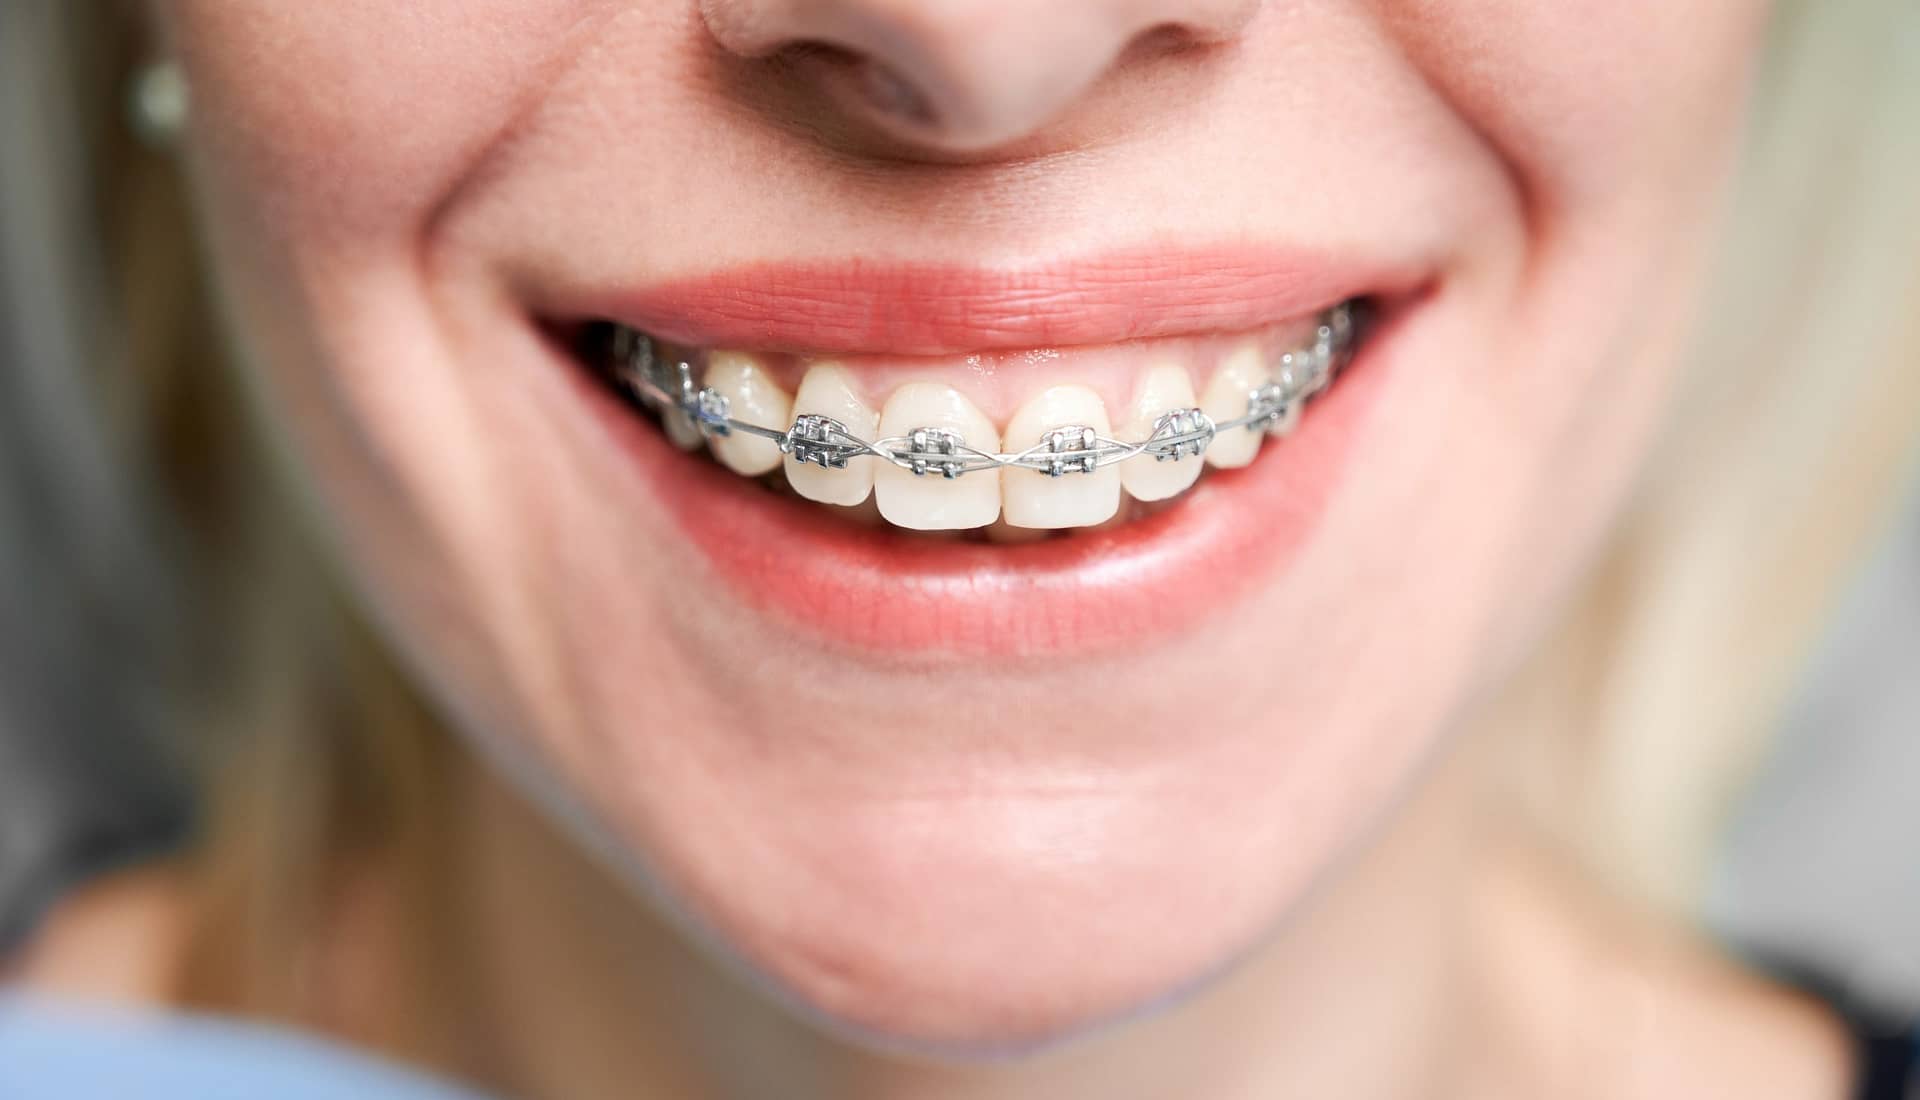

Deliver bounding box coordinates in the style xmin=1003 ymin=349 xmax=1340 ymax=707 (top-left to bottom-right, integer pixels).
xmin=542 ymin=254 xmax=1410 ymax=656
xmin=569 ymin=300 xmax=1368 ymax=540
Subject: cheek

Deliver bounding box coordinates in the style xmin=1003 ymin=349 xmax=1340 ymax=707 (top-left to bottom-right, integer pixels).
xmin=150 ymin=0 xmax=613 ymax=570
xmin=1375 ymin=0 xmax=1768 ymax=212
xmin=148 ymin=3 xmax=658 ymax=755
xmin=1364 ymin=3 xmax=1769 ymax=679
xmin=159 ymin=1 xmax=604 ymax=242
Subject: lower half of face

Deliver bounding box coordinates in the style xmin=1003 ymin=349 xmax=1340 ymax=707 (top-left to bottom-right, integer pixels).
xmin=161 ymin=0 xmax=1765 ymax=1054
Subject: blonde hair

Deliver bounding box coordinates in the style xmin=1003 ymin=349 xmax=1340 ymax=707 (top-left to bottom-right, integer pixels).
xmin=1483 ymin=0 xmax=1920 ymax=909
xmin=12 ymin=0 xmax=1919 ymax=1043
xmin=15 ymin=2 xmax=455 ymax=1049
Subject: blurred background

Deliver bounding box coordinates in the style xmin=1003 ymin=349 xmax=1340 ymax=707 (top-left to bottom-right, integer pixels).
xmin=1 ymin=2 xmax=194 ymax=955
xmin=1 ymin=0 xmax=1916 ymax=1027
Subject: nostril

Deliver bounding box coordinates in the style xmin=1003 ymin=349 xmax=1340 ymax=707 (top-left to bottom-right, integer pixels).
xmin=783 ymin=41 xmax=940 ymax=131
xmin=854 ymin=55 xmax=939 ymax=129
xmin=704 ymin=0 xmax=1260 ymax=157
xmin=1130 ymin=22 xmax=1210 ymax=57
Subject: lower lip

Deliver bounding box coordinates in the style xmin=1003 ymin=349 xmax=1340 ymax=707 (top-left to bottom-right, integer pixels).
xmin=570 ymin=316 xmax=1403 ymax=659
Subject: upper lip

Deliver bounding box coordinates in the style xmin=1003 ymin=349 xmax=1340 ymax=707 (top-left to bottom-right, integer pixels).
xmin=556 ymin=244 xmax=1417 ymax=358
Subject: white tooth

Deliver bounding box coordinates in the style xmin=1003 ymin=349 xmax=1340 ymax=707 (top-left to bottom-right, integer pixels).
xmin=703 ymin=352 xmax=792 ymax=476
xmin=783 ymin=364 xmax=880 ymax=506
xmin=874 ymin=383 xmax=1001 ymax=530
xmin=663 ymin=408 xmax=704 ymax=452
xmin=1000 ymin=385 xmax=1120 ymax=530
xmin=1119 ymin=364 xmax=1205 ymax=502
xmin=1201 ymin=342 xmax=1268 ymax=469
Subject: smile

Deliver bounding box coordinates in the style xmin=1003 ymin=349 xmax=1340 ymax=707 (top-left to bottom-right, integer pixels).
xmin=549 ymin=251 xmax=1414 ymax=655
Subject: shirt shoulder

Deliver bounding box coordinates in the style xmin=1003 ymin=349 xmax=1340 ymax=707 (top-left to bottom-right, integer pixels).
xmin=0 ymin=995 xmax=496 ymax=1100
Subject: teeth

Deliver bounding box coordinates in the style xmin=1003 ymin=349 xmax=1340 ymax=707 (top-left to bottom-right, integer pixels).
xmin=874 ymin=383 xmax=1001 ymax=530
xmin=611 ymin=303 xmax=1361 ymax=531
xmin=663 ymin=407 xmax=704 ymax=452
xmin=703 ymin=352 xmax=792 ymax=475
xmin=1200 ymin=342 xmax=1268 ymax=469
xmin=1118 ymin=365 xmax=1205 ymax=502
xmin=1000 ymin=385 xmax=1120 ymax=530
xmin=783 ymin=364 xmax=881 ymax=506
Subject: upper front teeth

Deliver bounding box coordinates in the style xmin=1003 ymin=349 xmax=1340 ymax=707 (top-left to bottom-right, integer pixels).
xmin=609 ymin=303 xmax=1358 ymax=530
xmin=875 ymin=383 xmax=1001 ymax=529
xmin=1001 ymin=385 xmax=1121 ymax=529
xmin=1118 ymin=365 xmax=1206 ymax=503
xmin=785 ymin=364 xmax=880 ymax=504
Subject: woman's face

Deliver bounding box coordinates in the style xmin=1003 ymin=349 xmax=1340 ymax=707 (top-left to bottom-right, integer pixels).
xmin=153 ymin=0 xmax=1764 ymax=1050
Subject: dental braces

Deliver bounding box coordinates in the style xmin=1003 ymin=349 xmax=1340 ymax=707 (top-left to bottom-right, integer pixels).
xmin=607 ymin=302 xmax=1358 ymax=478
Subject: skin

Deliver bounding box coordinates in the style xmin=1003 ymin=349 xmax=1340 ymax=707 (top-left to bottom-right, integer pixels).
xmin=25 ymin=0 xmax=1854 ymax=1095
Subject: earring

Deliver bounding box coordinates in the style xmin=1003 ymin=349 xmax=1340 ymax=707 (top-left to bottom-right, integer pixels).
xmin=128 ymin=60 xmax=189 ymax=149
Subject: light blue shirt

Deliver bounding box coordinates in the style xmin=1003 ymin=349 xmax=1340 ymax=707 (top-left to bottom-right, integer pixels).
xmin=0 ymin=994 xmax=497 ymax=1099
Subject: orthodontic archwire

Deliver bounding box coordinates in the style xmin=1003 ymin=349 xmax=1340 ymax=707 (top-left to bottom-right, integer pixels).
xmin=606 ymin=303 xmax=1358 ymax=480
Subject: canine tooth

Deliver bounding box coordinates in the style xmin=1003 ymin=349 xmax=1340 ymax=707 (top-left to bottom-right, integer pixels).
xmin=874 ymin=383 xmax=1001 ymax=530
xmin=1000 ymin=385 xmax=1119 ymax=530
xmin=1201 ymin=343 xmax=1268 ymax=469
xmin=703 ymin=352 xmax=792 ymax=475
xmin=784 ymin=364 xmax=880 ymax=506
xmin=1119 ymin=365 xmax=1205 ymax=502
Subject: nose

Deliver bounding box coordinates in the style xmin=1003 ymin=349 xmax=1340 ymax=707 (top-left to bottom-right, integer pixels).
xmin=700 ymin=0 xmax=1260 ymax=154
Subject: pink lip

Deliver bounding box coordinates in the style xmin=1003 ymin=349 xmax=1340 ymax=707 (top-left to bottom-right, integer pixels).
xmin=560 ymin=254 xmax=1417 ymax=658
xmin=570 ymin=246 xmax=1415 ymax=356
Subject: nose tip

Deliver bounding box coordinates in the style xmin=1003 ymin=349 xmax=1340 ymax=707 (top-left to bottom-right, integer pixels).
xmin=701 ymin=0 xmax=1259 ymax=154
